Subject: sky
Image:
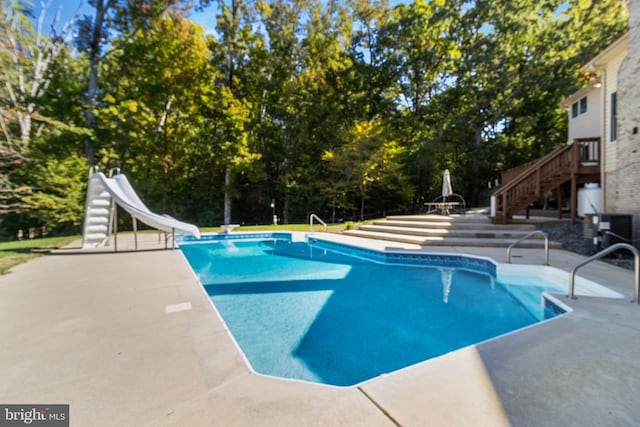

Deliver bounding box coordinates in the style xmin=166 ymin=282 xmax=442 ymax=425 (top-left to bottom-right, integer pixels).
xmin=36 ymin=0 xmax=408 ymax=39
xmin=34 ymin=0 xmax=217 ymax=37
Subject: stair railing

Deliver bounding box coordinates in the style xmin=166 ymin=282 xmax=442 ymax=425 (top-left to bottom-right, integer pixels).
xmin=493 ymin=138 xmax=600 ymax=222
xmin=568 ymin=243 xmax=639 ymax=303
xmin=506 ymin=230 xmax=550 ymax=265
xmin=493 ymin=144 xmax=572 ymax=222
xmin=309 ymin=213 xmax=327 ymax=231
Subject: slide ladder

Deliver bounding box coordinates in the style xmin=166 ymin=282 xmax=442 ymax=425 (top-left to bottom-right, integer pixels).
xmin=82 ymin=173 xmax=115 ymax=249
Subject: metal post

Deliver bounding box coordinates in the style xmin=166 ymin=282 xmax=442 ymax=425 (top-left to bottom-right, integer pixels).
xmin=133 ymin=217 xmax=138 ymax=250
xmin=113 ymin=203 xmax=118 ymax=253
xmin=271 ymin=199 xmax=277 ymax=225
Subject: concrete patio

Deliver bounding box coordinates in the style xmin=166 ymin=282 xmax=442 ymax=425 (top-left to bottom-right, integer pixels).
xmin=1 ymin=230 xmax=639 ymax=426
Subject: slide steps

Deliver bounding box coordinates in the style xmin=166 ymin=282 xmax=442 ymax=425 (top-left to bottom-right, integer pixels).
xmin=82 ymin=188 xmax=113 ymax=249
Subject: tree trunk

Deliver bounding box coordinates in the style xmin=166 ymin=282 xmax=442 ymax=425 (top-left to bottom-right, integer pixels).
xmin=224 ymin=167 xmax=232 ymax=225
xmin=283 ymin=188 xmax=290 ymax=224
xmin=85 ymin=0 xmax=112 ymax=163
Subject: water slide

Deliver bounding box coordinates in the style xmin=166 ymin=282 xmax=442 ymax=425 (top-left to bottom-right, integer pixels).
xmin=82 ymin=172 xmax=200 ymax=249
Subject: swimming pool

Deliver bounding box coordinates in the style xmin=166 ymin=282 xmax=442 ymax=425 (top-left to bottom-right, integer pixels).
xmin=178 ymin=233 xmax=604 ymax=387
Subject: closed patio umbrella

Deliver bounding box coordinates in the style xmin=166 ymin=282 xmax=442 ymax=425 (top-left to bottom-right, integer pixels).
xmin=442 ymin=169 xmax=453 ymax=202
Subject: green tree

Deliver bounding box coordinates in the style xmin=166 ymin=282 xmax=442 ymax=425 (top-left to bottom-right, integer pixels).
xmin=323 ymin=119 xmax=408 ymax=220
xmin=98 ymin=13 xmax=213 ymax=219
xmin=208 ymin=0 xmax=263 ymax=226
xmin=253 ymin=0 xmax=356 ymax=223
xmin=0 ymin=0 xmax=72 ymax=212
xmin=21 ymin=140 xmax=89 ymax=234
xmin=76 ymin=0 xmax=191 ymax=162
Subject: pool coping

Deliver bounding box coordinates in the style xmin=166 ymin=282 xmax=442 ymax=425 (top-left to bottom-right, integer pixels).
xmin=1 ymin=231 xmax=639 ymax=426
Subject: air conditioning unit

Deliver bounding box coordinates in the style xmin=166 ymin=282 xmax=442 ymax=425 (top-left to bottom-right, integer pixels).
xmin=583 ymin=213 xmax=633 ymax=253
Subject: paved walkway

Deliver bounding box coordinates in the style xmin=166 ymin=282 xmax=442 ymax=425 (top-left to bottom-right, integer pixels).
xmin=1 ymin=232 xmax=639 ymax=426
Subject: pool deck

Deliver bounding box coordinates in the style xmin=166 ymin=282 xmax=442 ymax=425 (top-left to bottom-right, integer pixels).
xmin=1 ymin=231 xmax=639 ymax=426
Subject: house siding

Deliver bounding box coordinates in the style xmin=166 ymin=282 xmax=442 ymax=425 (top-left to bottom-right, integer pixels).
xmin=613 ymin=3 xmax=640 ymax=246
xmin=603 ymin=52 xmax=625 ymax=145
xmin=603 ymin=47 xmax=626 ymax=191
xmin=568 ymin=89 xmax=601 ymax=141
xmin=615 ymin=15 xmax=640 ymax=214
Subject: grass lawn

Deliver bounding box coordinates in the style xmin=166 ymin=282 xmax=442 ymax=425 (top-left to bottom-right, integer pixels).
xmin=0 ymin=236 xmax=79 ymax=275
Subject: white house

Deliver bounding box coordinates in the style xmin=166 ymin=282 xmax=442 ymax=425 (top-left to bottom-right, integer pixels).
xmin=562 ymin=13 xmax=640 ymax=245
xmin=562 ymin=77 xmax=603 ymax=143
xmin=562 ymin=33 xmax=629 ymax=212
xmin=491 ymin=6 xmax=639 ymax=231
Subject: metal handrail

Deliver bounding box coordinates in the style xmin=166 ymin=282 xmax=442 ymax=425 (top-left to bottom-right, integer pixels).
xmin=309 ymin=213 xmax=327 ymax=231
xmin=506 ymin=230 xmax=549 ymax=265
xmin=568 ymin=243 xmax=640 ymax=303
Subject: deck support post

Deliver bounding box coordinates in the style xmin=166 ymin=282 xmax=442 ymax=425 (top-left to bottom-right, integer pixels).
xmin=570 ymin=174 xmax=577 ymax=223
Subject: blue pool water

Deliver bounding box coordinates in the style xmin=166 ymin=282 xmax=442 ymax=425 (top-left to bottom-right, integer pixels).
xmin=179 ymin=234 xmax=564 ymax=386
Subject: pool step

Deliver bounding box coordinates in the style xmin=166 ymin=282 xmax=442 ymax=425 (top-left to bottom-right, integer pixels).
xmin=502 ymin=284 xmax=548 ymax=319
xmin=344 ymin=214 xmax=561 ymax=248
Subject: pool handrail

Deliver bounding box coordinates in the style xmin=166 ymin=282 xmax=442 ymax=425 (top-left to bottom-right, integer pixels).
xmin=568 ymin=242 xmax=639 ymax=303
xmin=506 ymin=230 xmax=549 ymax=265
xmin=310 ymin=213 xmax=327 ymax=231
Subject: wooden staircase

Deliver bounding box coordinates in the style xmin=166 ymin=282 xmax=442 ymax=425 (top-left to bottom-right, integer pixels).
xmin=492 ymin=138 xmax=600 ymax=223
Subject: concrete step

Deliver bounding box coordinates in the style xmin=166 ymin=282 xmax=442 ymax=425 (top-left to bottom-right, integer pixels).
xmin=358 ymin=224 xmax=540 ymax=240
xmin=386 ymin=214 xmax=491 ymax=223
xmin=374 ymin=219 xmax=536 ymax=231
xmin=343 ymin=229 xmax=562 ymax=249
xmin=348 ymin=213 xmax=561 ymax=249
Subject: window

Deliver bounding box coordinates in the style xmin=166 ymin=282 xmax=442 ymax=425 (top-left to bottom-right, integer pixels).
xmin=571 ymin=96 xmax=588 ymax=119
xmin=610 ymin=92 xmax=617 ymax=142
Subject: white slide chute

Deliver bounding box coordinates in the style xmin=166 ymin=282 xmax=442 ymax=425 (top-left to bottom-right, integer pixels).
xmin=82 ymin=172 xmax=200 ymax=249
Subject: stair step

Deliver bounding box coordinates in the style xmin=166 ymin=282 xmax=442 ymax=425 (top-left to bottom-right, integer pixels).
xmin=504 ymin=284 xmax=547 ymax=318
xmin=87 ymin=216 xmax=109 ymax=225
xmin=374 ymin=219 xmax=535 ymax=231
xmin=358 ymin=224 xmax=539 ymax=239
xmin=347 ymin=214 xmax=561 ymax=248
xmin=386 ymin=215 xmax=490 ymax=224
xmin=84 ymin=233 xmax=109 ymax=241
xmin=344 ymin=230 xmax=561 ymax=248
xmin=86 ymin=224 xmax=108 ymax=233
xmin=87 ymin=207 xmax=110 ymax=216
xmin=90 ymin=199 xmax=112 ymax=207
